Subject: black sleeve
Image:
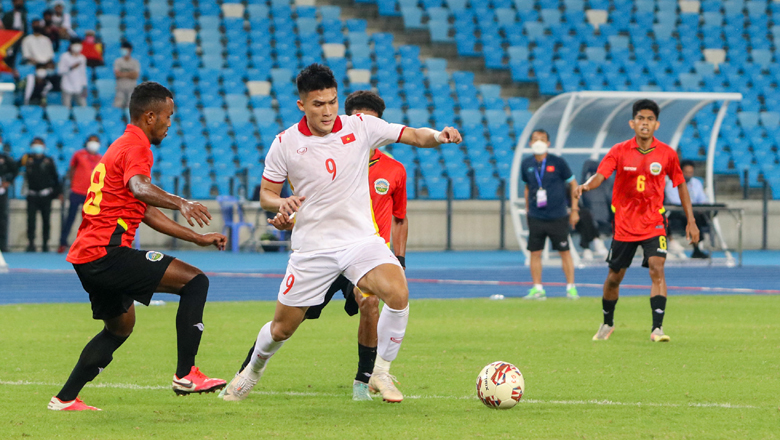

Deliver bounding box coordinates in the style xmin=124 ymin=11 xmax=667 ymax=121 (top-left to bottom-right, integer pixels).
xmin=2 ymin=154 xmax=18 ymax=182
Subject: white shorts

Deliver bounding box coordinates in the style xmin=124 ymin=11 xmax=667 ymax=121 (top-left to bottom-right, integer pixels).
xmin=277 ymin=236 xmax=402 ymax=307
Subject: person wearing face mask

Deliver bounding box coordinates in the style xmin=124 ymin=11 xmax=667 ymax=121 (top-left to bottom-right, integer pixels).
xmin=18 ymin=138 xmax=62 ymax=252
xmin=57 ymin=37 xmax=88 ymax=107
xmin=521 ymin=129 xmax=580 ymax=300
xmin=0 ymin=134 xmax=19 ymax=252
xmin=1 ymin=0 xmax=28 ymax=73
xmin=41 ymin=9 xmax=61 ymax=51
xmin=113 ymin=42 xmax=140 ymax=108
xmin=21 ymin=18 xmax=57 ymax=105
xmin=51 ymin=0 xmax=76 ymax=39
xmin=58 ymin=135 xmax=103 ymax=254
xmin=21 ymin=18 xmax=54 ymax=66
xmin=664 ymin=159 xmax=710 ymax=259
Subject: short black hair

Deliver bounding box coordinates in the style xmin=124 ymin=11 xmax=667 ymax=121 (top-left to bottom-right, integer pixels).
xmin=129 ymin=81 xmax=173 ymax=120
xmin=121 ymin=41 xmax=133 ymax=50
xmin=680 ymin=159 xmax=695 ymax=169
xmin=32 ymin=137 xmax=45 ymax=144
xmin=531 ymin=129 xmax=550 ymax=141
xmin=296 ymin=63 xmax=338 ymax=97
xmin=633 ymin=99 xmax=660 ymax=119
xmin=70 ymin=37 xmax=82 ymax=45
xmin=345 ymin=90 xmax=385 ymax=118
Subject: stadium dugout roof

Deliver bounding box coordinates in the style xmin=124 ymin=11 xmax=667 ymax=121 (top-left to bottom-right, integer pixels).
xmin=510 ymin=91 xmax=742 ymax=264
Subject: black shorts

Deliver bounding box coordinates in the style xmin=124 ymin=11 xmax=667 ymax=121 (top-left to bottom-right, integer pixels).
xmin=73 ymin=247 xmax=175 ymax=320
xmin=527 ymin=215 xmax=570 ymax=252
xmin=607 ymin=235 xmax=668 ymax=271
xmin=304 ymin=275 xmax=358 ymax=320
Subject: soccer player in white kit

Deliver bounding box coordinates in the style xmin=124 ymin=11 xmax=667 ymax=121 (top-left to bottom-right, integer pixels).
xmin=221 ymin=64 xmax=462 ymax=403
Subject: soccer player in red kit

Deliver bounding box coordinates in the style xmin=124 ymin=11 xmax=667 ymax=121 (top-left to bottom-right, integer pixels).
xmin=49 ymin=82 xmax=227 ymax=411
xmin=229 ymin=90 xmax=409 ymax=401
xmin=575 ymin=99 xmax=699 ymax=342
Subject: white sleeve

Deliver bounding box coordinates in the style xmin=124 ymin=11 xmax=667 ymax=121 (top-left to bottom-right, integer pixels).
xmin=57 ymin=53 xmax=69 ymax=75
xmin=360 ymin=114 xmax=405 ymax=151
xmin=262 ymin=136 xmax=287 ymax=184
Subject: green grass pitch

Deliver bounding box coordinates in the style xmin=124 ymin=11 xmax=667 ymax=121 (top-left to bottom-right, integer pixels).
xmin=1 ymin=296 xmax=778 ymax=439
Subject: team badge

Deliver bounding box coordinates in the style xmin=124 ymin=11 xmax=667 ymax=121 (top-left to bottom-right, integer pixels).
xmin=297 ymin=147 xmax=307 ymax=155
xmin=649 ymin=162 xmax=662 ymax=175
xmin=374 ymin=178 xmax=390 ymax=195
xmin=146 ymin=251 xmax=164 ymax=262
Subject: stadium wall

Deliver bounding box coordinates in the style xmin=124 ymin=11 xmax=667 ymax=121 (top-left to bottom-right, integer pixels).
xmin=4 ymin=199 xmax=779 ymax=252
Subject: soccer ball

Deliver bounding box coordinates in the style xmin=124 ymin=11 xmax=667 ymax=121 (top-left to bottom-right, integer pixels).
xmin=476 ymin=361 xmax=524 ymax=409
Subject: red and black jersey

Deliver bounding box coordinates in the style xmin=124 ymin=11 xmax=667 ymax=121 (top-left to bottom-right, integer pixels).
xmin=67 ymin=125 xmax=153 ymax=264
xmin=368 ymin=149 xmax=407 ymax=244
xmin=597 ymin=137 xmax=684 ymax=242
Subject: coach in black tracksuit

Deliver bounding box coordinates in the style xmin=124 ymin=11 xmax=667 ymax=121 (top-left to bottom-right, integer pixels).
xmin=19 ymin=138 xmax=61 ymax=252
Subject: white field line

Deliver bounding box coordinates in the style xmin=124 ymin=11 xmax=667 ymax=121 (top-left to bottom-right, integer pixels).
xmin=0 ymin=380 xmax=759 ymax=409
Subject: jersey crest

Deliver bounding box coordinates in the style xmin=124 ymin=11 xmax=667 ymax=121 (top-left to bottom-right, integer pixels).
xmin=374 ymin=178 xmax=390 ymax=195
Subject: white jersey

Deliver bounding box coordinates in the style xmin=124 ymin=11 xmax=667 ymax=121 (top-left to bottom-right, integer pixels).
xmin=263 ymin=114 xmax=406 ymax=252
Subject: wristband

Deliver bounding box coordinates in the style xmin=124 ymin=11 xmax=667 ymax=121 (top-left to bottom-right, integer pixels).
xmin=396 ymin=255 xmax=405 ymax=269
xmin=433 ymin=130 xmax=442 ymax=143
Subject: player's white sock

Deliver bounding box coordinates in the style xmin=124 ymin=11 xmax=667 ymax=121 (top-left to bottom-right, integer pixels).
xmin=567 ymin=283 xmax=576 ymax=290
xmin=534 ymin=284 xmax=544 ymax=291
xmin=373 ymin=356 xmax=392 ymax=374
xmin=248 ymin=322 xmax=285 ymax=376
xmin=376 ymin=303 xmax=409 ymax=364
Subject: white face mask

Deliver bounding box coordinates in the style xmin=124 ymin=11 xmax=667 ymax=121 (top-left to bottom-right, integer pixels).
xmin=86 ymin=141 xmax=100 ymax=153
xmin=71 ymin=44 xmax=82 ymax=54
xmin=531 ymin=140 xmax=549 ymax=156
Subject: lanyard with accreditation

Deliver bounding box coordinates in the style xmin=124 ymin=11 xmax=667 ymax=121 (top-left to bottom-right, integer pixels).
xmin=534 ymin=158 xmax=547 ymax=208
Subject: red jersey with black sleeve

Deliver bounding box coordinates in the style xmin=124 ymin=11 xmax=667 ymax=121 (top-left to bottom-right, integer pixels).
xmin=67 ymin=125 xmax=154 ymax=264
xmin=596 ymin=137 xmax=684 ymax=242
xmin=368 ymin=149 xmax=407 ymax=244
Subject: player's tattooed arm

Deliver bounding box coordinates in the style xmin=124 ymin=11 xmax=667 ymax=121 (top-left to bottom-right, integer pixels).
xmin=575 ymin=173 xmax=606 ymax=199
xmin=399 ymin=126 xmax=463 ymax=148
xmin=143 ymin=206 xmax=227 ymax=250
xmin=128 ymin=174 xmax=213 ymax=227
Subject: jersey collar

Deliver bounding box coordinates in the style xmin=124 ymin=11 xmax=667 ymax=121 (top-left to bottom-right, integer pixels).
xmin=298 ymin=116 xmax=343 ymax=136
xmin=125 ymin=124 xmax=151 ymax=148
xmin=631 ymin=136 xmax=659 ymax=155
xmin=369 ymin=149 xmax=382 ymax=167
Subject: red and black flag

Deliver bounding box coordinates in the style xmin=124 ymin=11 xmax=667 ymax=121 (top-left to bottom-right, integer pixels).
xmin=0 ymin=30 xmax=23 ymax=73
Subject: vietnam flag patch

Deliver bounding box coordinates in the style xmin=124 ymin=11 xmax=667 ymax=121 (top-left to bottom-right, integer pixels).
xmin=341 ymin=133 xmax=356 ymax=144
xmin=546 ymin=165 xmax=555 ymax=172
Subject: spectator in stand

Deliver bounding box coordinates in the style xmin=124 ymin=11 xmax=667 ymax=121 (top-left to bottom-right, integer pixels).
xmin=59 ymin=135 xmax=102 ymax=253
xmin=0 ymin=133 xmax=19 ymax=252
xmin=81 ymin=30 xmax=105 ymax=67
xmin=113 ymin=42 xmax=140 ymax=108
xmin=58 ymin=37 xmax=88 ymax=107
xmin=18 ymin=138 xmax=62 ymax=252
xmin=41 ymin=9 xmax=61 ymax=51
xmin=665 ymin=160 xmax=710 ymax=259
xmin=22 ymin=19 xmax=57 ymax=105
xmin=1 ymin=0 xmax=28 ymax=73
xmin=21 ymin=19 xmax=53 ymax=66
xmin=51 ymin=0 xmax=76 ymax=39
